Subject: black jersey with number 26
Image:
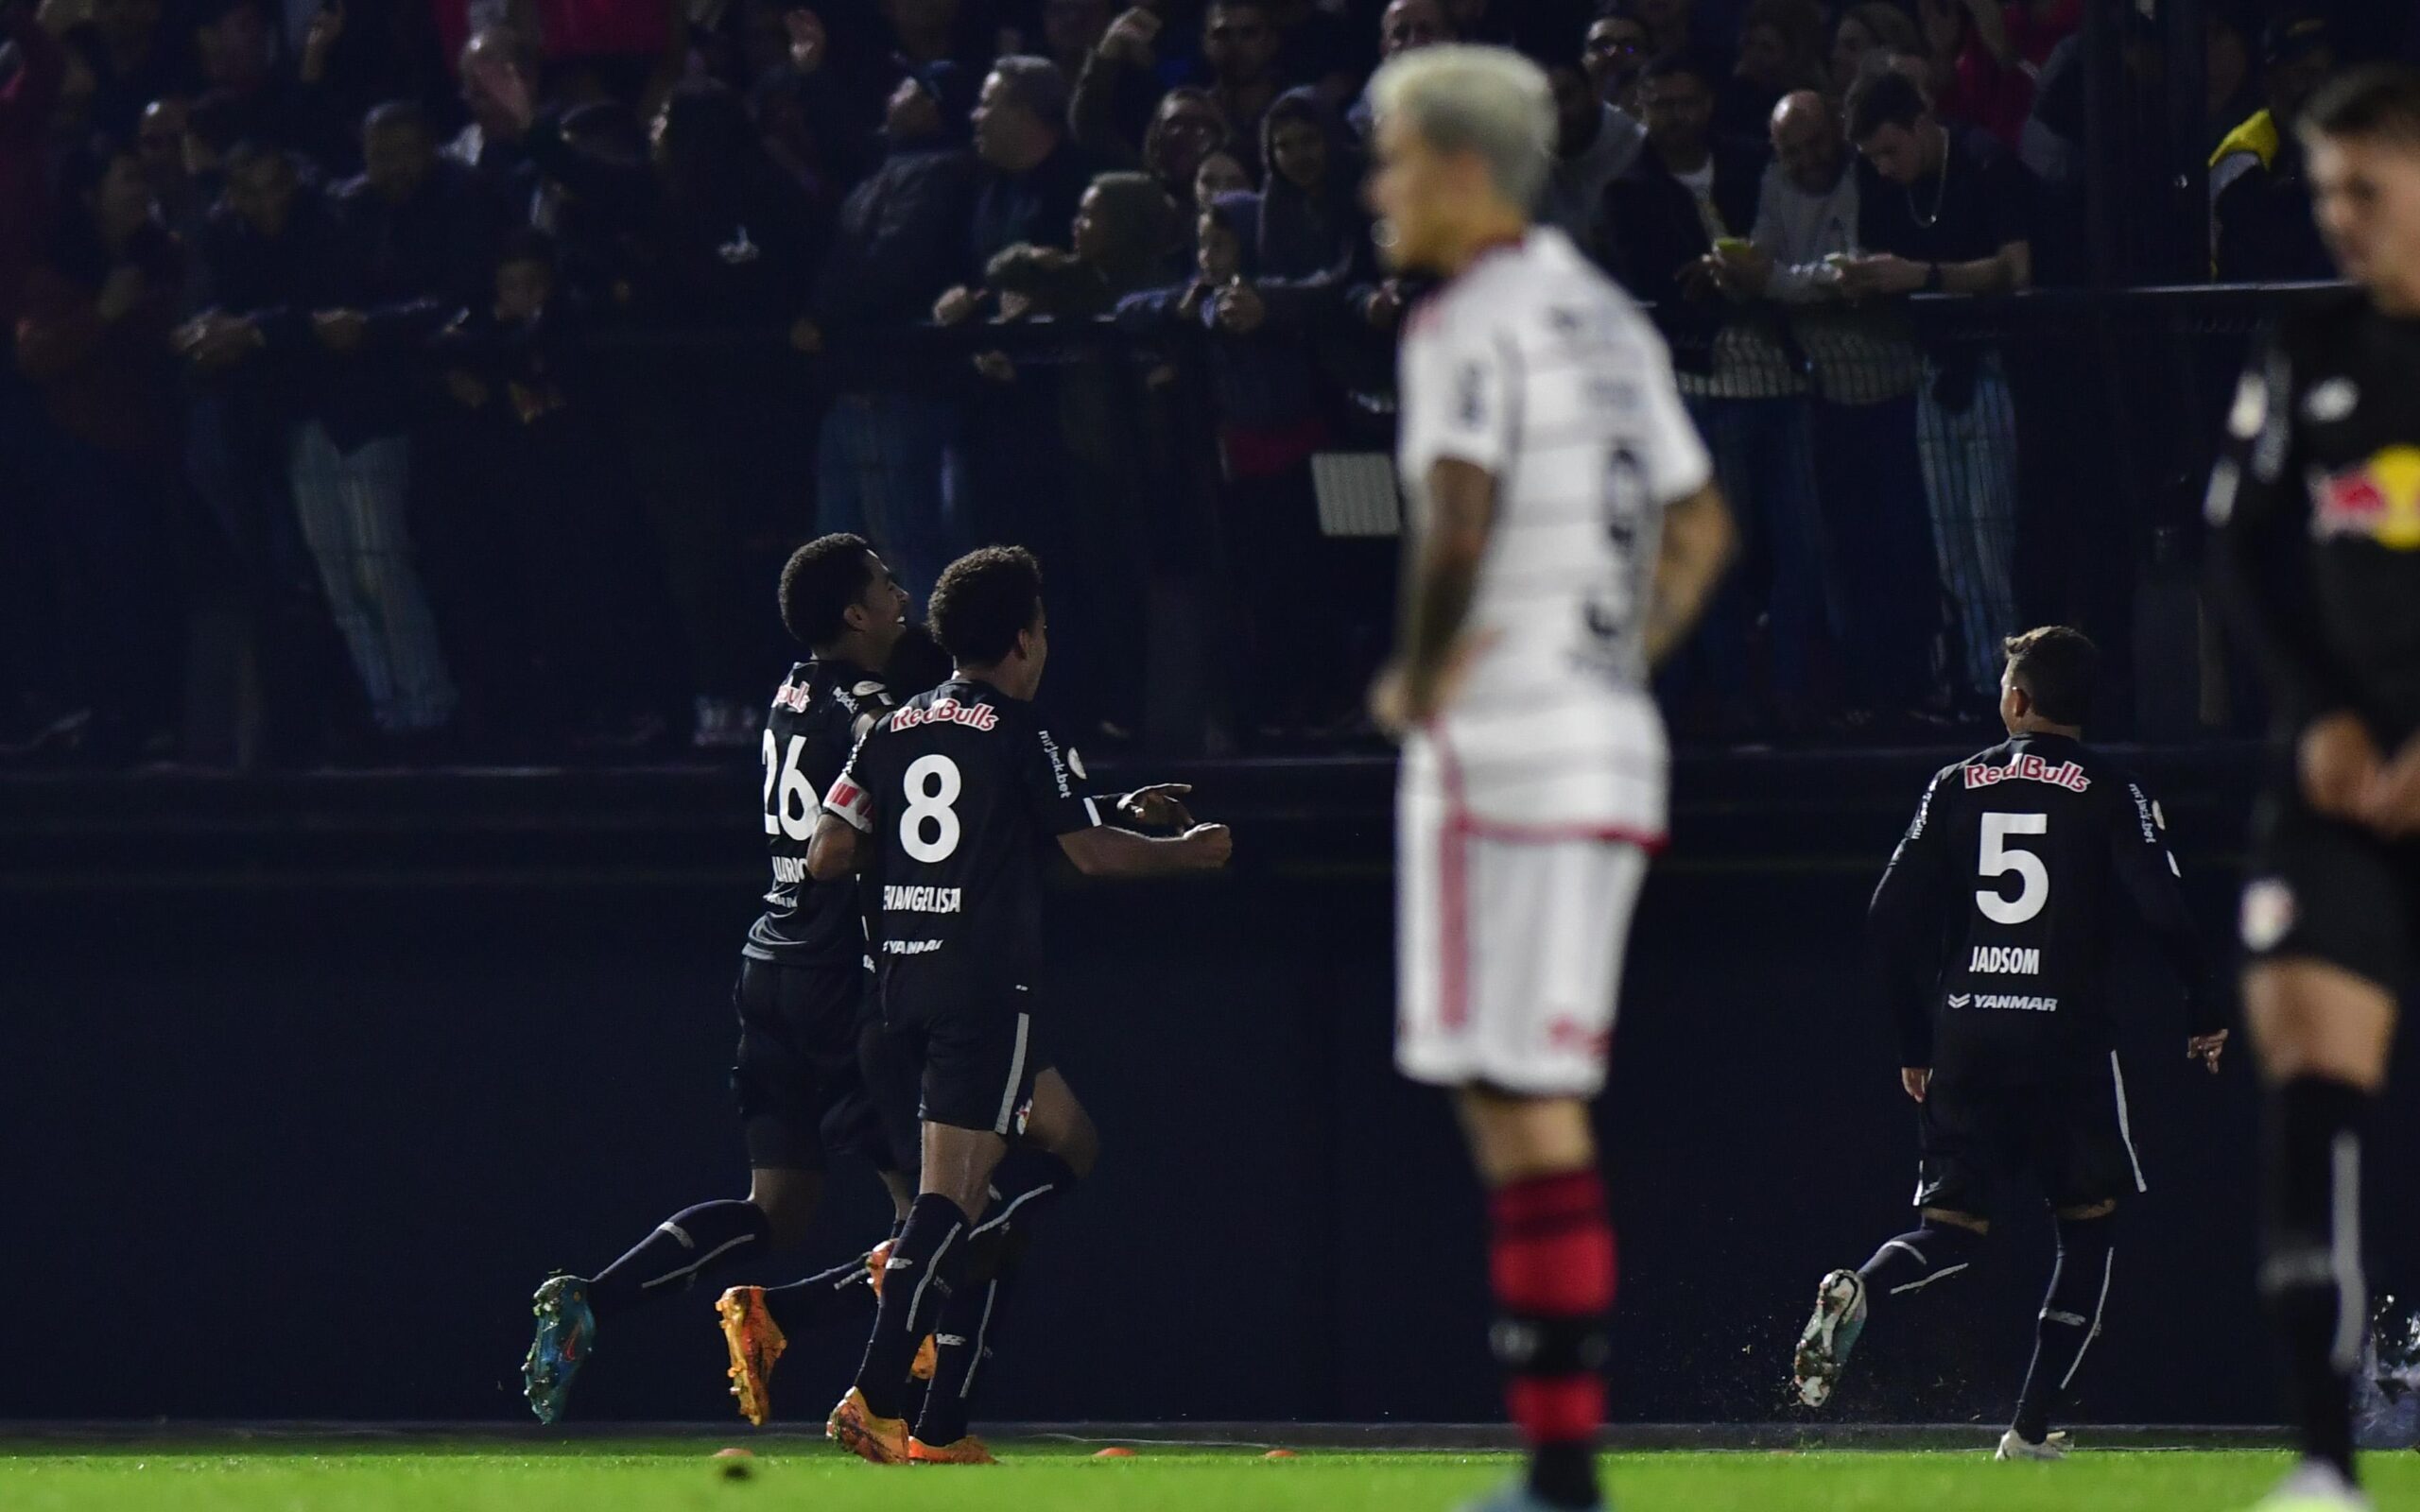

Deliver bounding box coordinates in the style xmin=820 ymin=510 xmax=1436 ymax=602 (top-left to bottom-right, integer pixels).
xmin=745 ymin=658 xmax=895 ymax=969
xmin=822 ymin=679 xmax=1105 ymax=999
xmin=1867 ymin=733 xmax=2221 ymax=1074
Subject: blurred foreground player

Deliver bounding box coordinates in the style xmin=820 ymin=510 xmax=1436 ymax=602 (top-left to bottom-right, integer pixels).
xmin=1365 ymin=46 xmax=1736 ymax=1512
xmin=522 ymin=536 xmax=917 ymax=1423
xmin=1789 ymin=627 xmax=2225 ymax=1459
xmin=808 ymin=547 xmax=1233 ymax=1464
xmin=2206 ymin=64 xmax=2420 ymax=1512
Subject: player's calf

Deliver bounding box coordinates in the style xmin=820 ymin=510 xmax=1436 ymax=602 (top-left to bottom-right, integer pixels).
xmin=2261 ymin=1074 xmax=2373 ymax=1484
xmin=2009 ymin=1209 xmax=2117 ymax=1449
xmin=1485 ymin=1165 xmax=1615 ymax=1512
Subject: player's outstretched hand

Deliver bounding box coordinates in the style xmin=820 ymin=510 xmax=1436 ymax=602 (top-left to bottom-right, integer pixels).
xmin=1119 ymin=783 xmax=1196 ymax=832
xmin=1181 ymin=823 xmax=1233 ymax=869
xmin=2301 ymin=710 xmax=2382 ymax=824
xmin=2187 ymin=1030 xmax=2228 ymax=1075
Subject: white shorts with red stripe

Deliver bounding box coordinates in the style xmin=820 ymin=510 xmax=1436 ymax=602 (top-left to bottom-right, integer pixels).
xmin=1394 ymin=747 xmax=1656 ymax=1098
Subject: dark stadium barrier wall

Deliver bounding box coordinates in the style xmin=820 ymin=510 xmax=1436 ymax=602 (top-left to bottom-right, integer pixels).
xmin=6 ymin=747 xmax=2414 ymax=1425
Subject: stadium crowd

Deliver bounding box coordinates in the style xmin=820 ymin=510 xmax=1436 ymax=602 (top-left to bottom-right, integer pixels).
xmin=2 ymin=0 xmax=2411 ymax=764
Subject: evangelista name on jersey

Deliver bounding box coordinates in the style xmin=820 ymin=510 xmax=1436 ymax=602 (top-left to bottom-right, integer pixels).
xmin=883 ymin=885 xmax=963 ymax=915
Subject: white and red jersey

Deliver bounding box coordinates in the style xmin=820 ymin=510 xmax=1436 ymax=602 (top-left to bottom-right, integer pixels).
xmin=1395 ymin=226 xmax=1711 ymax=841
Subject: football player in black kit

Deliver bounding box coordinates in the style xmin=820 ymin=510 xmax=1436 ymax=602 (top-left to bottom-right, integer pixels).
xmin=1790 ymin=627 xmax=2227 ymax=1459
xmin=522 ymin=535 xmax=923 ymax=1424
xmin=2207 ymin=65 xmax=2420 ymax=1512
xmin=807 ymin=546 xmax=1233 ymax=1465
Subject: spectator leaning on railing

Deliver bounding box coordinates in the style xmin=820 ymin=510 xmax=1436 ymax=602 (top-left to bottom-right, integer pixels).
xmin=1844 ymin=66 xmax=2030 ymax=713
xmin=2210 ymin=9 xmax=2338 ymax=283
xmin=1608 ymin=46 xmax=1827 ymax=735
xmin=13 ymin=134 xmax=182 ymax=759
xmin=1710 ymin=89 xmax=1938 ymax=730
xmin=798 ymin=60 xmax=979 ymax=609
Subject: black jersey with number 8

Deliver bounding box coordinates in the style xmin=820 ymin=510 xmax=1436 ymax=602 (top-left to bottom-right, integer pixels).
xmin=823 ymin=679 xmax=1105 ymax=1003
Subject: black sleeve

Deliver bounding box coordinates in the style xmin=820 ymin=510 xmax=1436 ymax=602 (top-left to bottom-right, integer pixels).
xmin=2108 ymin=778 xmax=2226 ymax=1037
xmin=2207 ymin=324 xmax=2360 ymax=740
xmin=1015 ymin=718 xmax=1107 ymax=838
xmin=1980 ymin=144 xmax=2035 ymax=252
xmin=1868 ymin=768 xmax=1958 ymax=1067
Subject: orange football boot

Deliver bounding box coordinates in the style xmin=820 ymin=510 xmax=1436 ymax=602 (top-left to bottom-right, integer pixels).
xmin=715 ymin=1286 xmax=786 ymax=1427
xmin=826 ymin=1386 xmax=911 ymax=1465
xmin=908 ymin=1435 xmax=998 ymax=1465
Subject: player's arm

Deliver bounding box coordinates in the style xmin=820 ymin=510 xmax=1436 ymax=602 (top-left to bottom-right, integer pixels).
xmin=1374 ymin=457 xmax=1496 ymax=733
xmin=1373 ymin=316 xmax=1514 ymax=734
xmin=1644 ymin=482 xmax=1737 ymax=666
xmin=1634 ymin=330 xmax=1737 ymax=667
xmin=1022 ymin=728 xmax=1233 ymax=878
xmin=2106 ymin=780 xmax=2228 ymax=1074
xmin=1867 ymin=768 xmax=1958 ymax=1086
xmin=807 ymin=736 xmax=881 ymax=882
xmin=2206 ymin=325 xmax=2379 ymax=823
xmin=1058 ymin=822 xmax=1233 ymax=877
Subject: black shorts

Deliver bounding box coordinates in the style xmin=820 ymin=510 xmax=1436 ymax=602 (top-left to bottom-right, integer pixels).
xmin=1915 ymin=1060 xmax=2146 ymax=1216
xmin=2242 ymin=788 xmax=2420 ymax=994
xmin=732 ymin=957 xmax=892 ymax=1173
xmin=882 ymin=974 xmax=1046 ymax=1138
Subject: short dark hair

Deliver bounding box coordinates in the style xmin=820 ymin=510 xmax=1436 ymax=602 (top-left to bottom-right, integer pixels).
xmin=989 ymin=56 xmax=1070 ymax=127
xmin=1642 ymin=46 xmax=1722 ymax=94
xmin=779 ymin=533 xmax=877 ymax=647
xmin=2303 ymin=64 xmax=2420 ymax=148
xmin=1848 ymin=67 xmax=1927 ymax=140
xmin=928 ymin=547 xmax=1045 ymax=667
xmin=2003 ymin=626 xmax=2099 ymax=727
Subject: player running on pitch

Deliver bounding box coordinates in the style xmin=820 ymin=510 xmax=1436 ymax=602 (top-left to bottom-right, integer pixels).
xmin=807 ymin=546 xmax=1232 ymax=1465
xmin=2206 ymin=64 xmax=2420 ymax=1512
xmin=1365 ymin=45 xmax=1735 ymax=1512
xmin=523 ymin=535 xmax=921 ymax=1423
xmin=1791 ymin=627 xmax=2226 ymax=1460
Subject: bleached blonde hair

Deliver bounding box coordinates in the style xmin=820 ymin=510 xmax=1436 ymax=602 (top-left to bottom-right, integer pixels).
xmin=1366 ymin=43 xmax=1556 ymax=211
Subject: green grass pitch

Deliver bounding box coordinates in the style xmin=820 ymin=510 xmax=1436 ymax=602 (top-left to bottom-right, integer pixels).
xmin=5 ymin=1439 xmax=2416 ymax=1512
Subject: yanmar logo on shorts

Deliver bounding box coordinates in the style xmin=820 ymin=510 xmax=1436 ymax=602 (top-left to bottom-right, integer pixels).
xmin=1963 ymin=754 xmax=2090 ymax=793
xmin=890 ymin=697 xmax=998 ymax=732
xmin=1946 ymin=992 xmax=2060 ymax=1013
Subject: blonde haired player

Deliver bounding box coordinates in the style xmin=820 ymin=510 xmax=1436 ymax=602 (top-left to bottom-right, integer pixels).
xmin=1365 ymin=43 xmax=1735 ymax=1512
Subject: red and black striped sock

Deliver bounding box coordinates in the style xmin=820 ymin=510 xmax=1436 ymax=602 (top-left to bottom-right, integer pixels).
xmin=1489 ymin=1168 xmax=1615 ymax=1510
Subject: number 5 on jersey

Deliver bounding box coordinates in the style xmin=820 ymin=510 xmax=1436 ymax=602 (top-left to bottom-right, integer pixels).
xmin=1978 ymin=812 xmax=2048 ymax=925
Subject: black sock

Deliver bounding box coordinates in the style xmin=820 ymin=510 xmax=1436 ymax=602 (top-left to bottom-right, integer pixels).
xmin=1855 ymin=1224 xmax=1983 ymax=1307
xmin=586 ymin=1200 xmax=771 ymax=1318
xmin=910 ymin=1150 xmax=1082 ymax=1446
xmin=853 ymin=1193 xmax=970 ymax=1421
xmin=760 ymin=1249 xmax=879 ymax=1337
xmin=2013 ymin=1211 xmax=2116 ymax=1443
xmin=2261 ymin=1075 xmax=2371 ymax=1480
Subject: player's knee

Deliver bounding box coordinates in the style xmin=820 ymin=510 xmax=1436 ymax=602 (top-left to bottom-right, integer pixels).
xmin=1458 ymin=1089 xmax=1595 ymax=1186
xmin=747 ymin=1170 xmax=821 ymax=1248
xmin=2243 ymin=961 xmax=2395 ymax=1090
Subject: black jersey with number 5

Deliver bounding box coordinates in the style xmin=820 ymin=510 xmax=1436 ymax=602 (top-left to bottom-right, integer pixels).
xmin=822 ymin=679 xmax=1105 ymax=1000
xmin=745 ymin=658 xmax=895 ymax=969
xmin=1867 ymin=733 xmax=2221 ymax=1075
